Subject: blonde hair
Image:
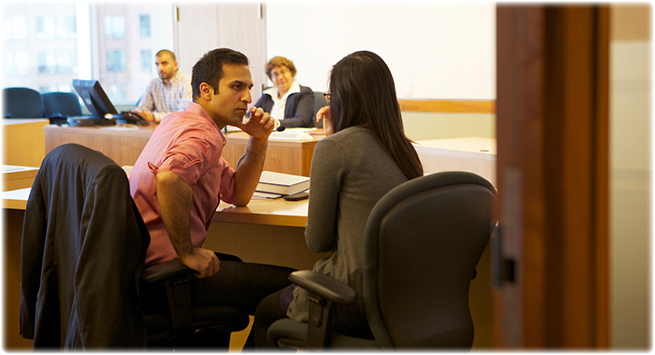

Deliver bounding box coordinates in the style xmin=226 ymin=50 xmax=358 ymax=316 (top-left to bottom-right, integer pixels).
xmin=265 ymin=56 xmax=297 ymax=80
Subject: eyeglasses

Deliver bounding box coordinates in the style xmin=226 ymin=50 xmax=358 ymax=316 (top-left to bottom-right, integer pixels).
xmin=271 ymin=68 xmax=290 ymax=79
xmin=323 ymin=92 xmax=331 ymax=103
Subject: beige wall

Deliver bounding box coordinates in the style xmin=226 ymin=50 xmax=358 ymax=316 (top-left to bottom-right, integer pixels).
xmin=402 ymin=112 xmax=495 ymax=141
xmin=609 ymin=4 xmax=651 ymax=350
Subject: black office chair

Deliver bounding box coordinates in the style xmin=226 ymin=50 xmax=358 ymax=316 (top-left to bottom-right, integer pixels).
xmin=313 ymin=91 xmax=327 ymax=128
xmin=42 ymin=92 xmax=83 ymax=124
xmin=21 ymin=143 xmax=249 ymax=350
xmin=3 ymin=87 xmax=45 ymax=118
xmin=268 ymin=171 xmax=496 ymax=350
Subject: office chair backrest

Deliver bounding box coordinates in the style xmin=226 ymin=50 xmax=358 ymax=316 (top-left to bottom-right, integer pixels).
xmin=42 ymin=92 xmax=83 ymax=118
xmin=21 ymin=143 xmax=150 ymax=349
xmin=3 ymin=87 xmax=45 ymax=118
xmin=313 ymin=91 xmax=327 ymax=128
xmin=363 ymin=171 xmax=496 ymax=348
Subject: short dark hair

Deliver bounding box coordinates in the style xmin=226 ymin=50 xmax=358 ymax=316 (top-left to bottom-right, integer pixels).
xmin=265 ymin=56 xmax=297 ymax=81
xmin=329 ymin=50 xmax=423 ymax=179
xmin=156 ymin=49 xmax=176 ymax=62
xmin=192 ymin=48 xmax=249 ymax=100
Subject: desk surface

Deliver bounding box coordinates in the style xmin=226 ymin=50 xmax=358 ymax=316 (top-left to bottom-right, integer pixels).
xmin=414 ymin=137 xmax=496 ymax=161
xmin=2 ymin=187 xmax=308 ymax=227
xmin=2 ymin=118 xmax=50 ymax=126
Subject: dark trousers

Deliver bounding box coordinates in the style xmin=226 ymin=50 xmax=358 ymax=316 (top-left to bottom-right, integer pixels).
xmin=141 ymin=252 xmax=294 ymax=341
xmin=246 ymin=288 xmax=289 ymax=349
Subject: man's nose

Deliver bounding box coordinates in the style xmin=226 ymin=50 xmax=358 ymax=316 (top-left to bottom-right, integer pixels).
xmin=243 ymin=90 xmax=252 ymax=103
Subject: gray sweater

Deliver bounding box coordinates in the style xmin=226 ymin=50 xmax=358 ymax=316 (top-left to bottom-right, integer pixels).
xmin=286 ymin=126 xmax=412 ymax=336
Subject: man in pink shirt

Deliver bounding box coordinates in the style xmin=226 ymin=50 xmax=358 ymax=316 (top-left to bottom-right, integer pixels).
xmin=129 ymin=48 xmax=294 ymax=345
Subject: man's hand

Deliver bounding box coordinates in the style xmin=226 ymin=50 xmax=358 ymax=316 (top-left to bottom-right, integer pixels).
xmin=134 ymin=110 xmax=155 ymax=123
xmin=238 ymin=107 xmax=275 ymax=139
xmin=179 ymin=247 xmax=221 ymax=278
xmin=316 ymin=106 xmax=333 ymax=136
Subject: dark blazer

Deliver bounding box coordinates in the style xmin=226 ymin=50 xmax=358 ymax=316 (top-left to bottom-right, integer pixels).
xmin=21 ymin=143 xmax=150 ymax=349
xmin=253 ymin=85 xmax=315 ymax=128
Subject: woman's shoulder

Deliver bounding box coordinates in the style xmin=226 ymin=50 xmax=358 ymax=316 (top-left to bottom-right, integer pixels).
xmin=321 ymin=126 xmax=373 ymax=145
xmin=297 ymin=85 xmax=314 ymax=95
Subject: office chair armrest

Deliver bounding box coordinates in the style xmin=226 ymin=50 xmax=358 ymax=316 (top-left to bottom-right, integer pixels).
xmin=141 ymin=258 xmax=193 ymax=284
xmin=289 ymin=270 xmax=356 ymax=305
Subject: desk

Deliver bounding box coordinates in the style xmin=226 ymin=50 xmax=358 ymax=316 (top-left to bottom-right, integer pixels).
xmin=44 ymin=126 xmax=324 ymax=176
xmin=413 ymin=137 xmax=496 ymax=186
xmin=2 ymin=119 xmax=50 ymax=167
xmin=2 ymin=186 xmax=493 ymax=350
xmin=2 ymin=166 xmax=39 ymax=192
xmin=220 ymin=131 xmax=323 ymax=177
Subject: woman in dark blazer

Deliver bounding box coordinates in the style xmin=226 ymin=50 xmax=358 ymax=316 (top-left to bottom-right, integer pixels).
xmin=253 ymin=56 xmax=315 ymax=128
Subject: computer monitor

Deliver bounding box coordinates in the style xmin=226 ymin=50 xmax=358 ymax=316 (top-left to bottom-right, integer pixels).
xmin=72 ymin=79 xmax=118 ymax=118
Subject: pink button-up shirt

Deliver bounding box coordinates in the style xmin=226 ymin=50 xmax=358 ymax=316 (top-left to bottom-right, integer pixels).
xmin=129 ymin=102 xmax=237 ymax=265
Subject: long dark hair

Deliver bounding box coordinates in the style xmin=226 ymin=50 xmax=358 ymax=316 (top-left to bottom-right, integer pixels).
xmin=329 ymin=51 xmax=423 ymax=179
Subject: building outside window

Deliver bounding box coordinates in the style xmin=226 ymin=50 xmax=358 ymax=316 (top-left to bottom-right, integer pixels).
xmin=2 ymin=2 xmax=170 ymax=104
xmin=104 ymin=16 xmax=125 ymax=39
xmin=3 ymin=15 xmax=27 ymax=40
xmin=106 ymin=50 xmax=126 ymax=72
xmin=2 ymin=3 xmax=78 ymax=90
xmin=140 ymin=14 xmax=151 ymax=37
xmin=141 ymin=50 xmax=152 ymax=73
xmin=96 ymin=3 xmax=157 ymax=103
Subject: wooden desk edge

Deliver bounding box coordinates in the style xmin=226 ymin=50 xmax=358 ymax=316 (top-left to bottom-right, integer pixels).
xmin=212 ymin=212 xmax=306 ymax=228
xmin=3 ymin=200 xmax=27 ymax=210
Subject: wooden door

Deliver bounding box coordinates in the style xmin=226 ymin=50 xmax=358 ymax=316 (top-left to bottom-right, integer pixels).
xmin=494 ymin=4 xmax=610 ymax=349
xmin=173 ymin=3 xmax=267 ymax=99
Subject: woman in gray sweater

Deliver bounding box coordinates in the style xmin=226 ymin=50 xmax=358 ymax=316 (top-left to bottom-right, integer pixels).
xmin=247 ymin=50 xmax=423 ymax=348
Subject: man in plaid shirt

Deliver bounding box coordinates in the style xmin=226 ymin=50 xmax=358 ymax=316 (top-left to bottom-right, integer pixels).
xmin=135 ymin=49 xmax=192 ymax=123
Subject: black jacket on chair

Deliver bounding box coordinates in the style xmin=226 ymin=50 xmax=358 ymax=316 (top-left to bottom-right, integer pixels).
xmin=21 ymin=143 xmax=150 ymax=349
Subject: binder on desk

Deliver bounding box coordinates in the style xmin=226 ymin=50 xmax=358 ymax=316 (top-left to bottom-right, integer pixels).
xmin=256 ymin=171 xmax=310 ymax=196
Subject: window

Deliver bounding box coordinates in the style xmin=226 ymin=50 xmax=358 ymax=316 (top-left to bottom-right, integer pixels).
xmin=38 ymin=51 xmax=78 ymax=74
xmin=4 ymin=52 xmax=29 ymax=75
xmin=140 ymin=14 xmax=151 ymax=37
xmin=36 ymin=16 xmax=56 ymax=39
xmin=3 ymin=15 xmax=27 ymax=40
xmin=141 ymin=50 xmax=152 ymax=73
xmin=2 ymin=2 xmax=173 ymax=104
xmin=104 ymin=15 xmax=125 ymax=39
xmin=106 ymin=51 xmax=126 ymax=72
xmin=104 ymin=84 xmax=128 ymax=101
xmin=57 ymin=17 xmax=77 ymax=39
xmin=39 ymin=84 xmax=73 ymax=94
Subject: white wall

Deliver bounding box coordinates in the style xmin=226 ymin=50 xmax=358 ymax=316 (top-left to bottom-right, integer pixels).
xmin=266 ymin=2 xmax=496 ymax=99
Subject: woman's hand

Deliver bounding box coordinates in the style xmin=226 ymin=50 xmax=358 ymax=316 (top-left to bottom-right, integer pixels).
xmin=316 ymin=106 xmax=333 ymax=136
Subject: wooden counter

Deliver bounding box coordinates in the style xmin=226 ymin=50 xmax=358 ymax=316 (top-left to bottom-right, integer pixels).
xmin=2 ymin=119 xmax=49 ymax=167
xmin=44 ymin=125 xmax=324 ymax=176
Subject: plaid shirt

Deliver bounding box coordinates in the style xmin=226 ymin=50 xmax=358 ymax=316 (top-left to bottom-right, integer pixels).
xmin=135 ymin=70 xmax=192 ymax=123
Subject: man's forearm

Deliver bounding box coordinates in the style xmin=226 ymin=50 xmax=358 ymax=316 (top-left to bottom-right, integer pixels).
xmin=156 ymin=171 xmax=194 ymax=258
xmin=233 ymin=137 xmax=268 ymax=206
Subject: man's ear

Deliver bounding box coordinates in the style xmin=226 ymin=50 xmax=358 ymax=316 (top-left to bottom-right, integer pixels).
xmin=199 ymin=82 xmax=213 ymax=101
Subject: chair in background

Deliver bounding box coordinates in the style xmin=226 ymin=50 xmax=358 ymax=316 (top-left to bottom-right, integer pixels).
xmin=313 ymin=91 xmax=327 ymax=128
xmin=2 ymin=87 xmax=44 ymax=118
xmin=42 ymin=92 xmax=83 ymax=124
xmin=21 ymin=143 xmax=249 ymax=350
xmin=268 ymin=171 xmax=497 ymax=350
